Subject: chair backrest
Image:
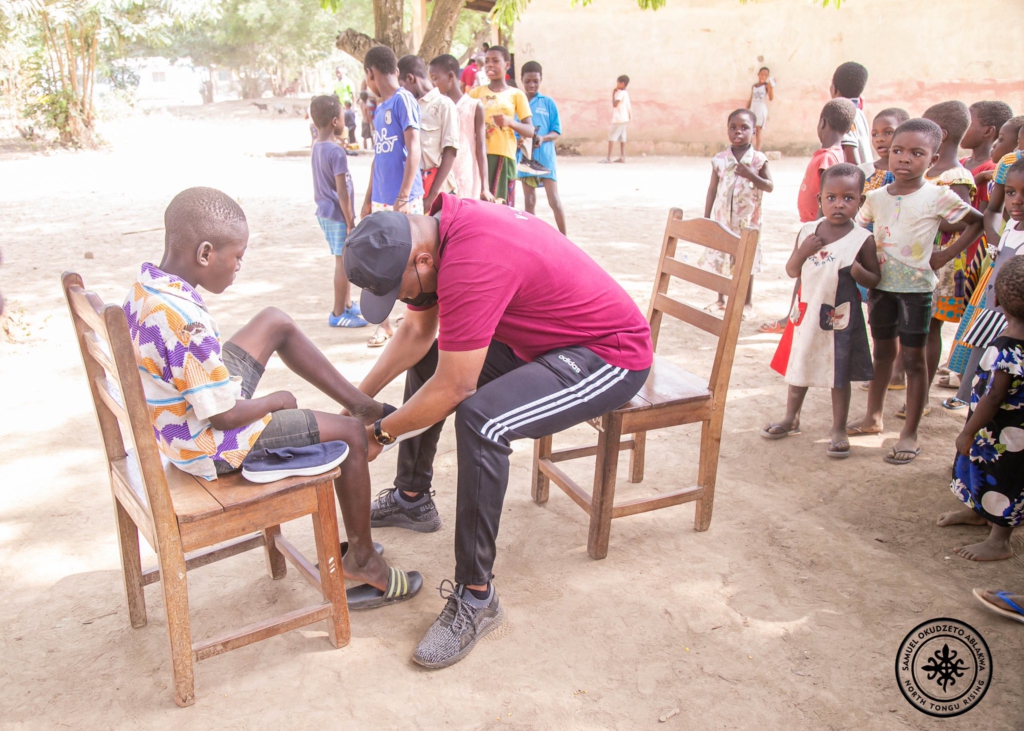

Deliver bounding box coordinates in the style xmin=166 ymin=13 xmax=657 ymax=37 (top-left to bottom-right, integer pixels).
xmin=647 ymin=209 xmax=758 ymax=396
xmin=61 ymin=271 xmax=178 ymax=545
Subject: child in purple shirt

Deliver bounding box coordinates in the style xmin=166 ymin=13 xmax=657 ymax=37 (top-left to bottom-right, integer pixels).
xmin=311 ymin=95 xmax=367 ymax=328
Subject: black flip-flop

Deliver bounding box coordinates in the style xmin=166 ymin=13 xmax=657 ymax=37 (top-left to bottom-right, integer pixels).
xmin=347 ymin=567 xmax=423 ymax=610
xmin=883 ymin=447 xmax=921 ymax=465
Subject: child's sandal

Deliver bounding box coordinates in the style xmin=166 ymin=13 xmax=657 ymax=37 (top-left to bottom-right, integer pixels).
xmin=826 ymin=440 xmax=850 ymax=459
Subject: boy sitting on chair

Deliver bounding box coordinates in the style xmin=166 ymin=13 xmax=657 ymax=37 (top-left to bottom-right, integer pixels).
xmin=123 ymin=187 xmax=420 ymax=608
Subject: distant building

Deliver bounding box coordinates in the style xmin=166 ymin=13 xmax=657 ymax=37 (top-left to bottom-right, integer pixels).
xmin=515 ymin=0 xmax=1024 ymax=154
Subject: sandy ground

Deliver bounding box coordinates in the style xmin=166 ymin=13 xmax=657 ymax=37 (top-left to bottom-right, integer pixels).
xmin=1 ymin=103 xmax=1022 ymax=729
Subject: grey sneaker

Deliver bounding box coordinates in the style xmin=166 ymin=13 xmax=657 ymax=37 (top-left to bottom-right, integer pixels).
xmin=369 ymin=488 xmax=442 ymax=532
xmin=412 ymin=580 xmax=504 ymax=669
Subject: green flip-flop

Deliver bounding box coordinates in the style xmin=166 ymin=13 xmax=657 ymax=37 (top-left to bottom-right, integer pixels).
xmin=347 ymin=567 xmax=423 ymax=610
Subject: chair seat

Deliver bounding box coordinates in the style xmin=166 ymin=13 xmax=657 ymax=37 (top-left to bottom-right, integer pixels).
xmin=617 ymin=354 xmax=710 ymax=412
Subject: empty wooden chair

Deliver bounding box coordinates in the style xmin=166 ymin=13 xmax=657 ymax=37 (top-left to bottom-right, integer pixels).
xmin=62 ymin=272 xmax=350 ymax=707
xmin=531 ymin=209 xmax=758 ymax=559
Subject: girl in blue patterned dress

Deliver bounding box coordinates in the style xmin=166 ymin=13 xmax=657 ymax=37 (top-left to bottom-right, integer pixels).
xmin=945 ymin=256 xmax=1024 ymax=561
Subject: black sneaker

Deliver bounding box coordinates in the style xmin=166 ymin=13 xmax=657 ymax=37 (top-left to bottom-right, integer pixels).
xmin=516 ymin=155 xmax=550 ymax=177
xmin=369 ymin=487 xmax=442 ymax=533
xmin=412 ymin=581 xmax=504 ymax=669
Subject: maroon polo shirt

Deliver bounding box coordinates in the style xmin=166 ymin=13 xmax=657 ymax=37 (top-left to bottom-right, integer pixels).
xmin=416 ymin=194 xmax=652 ymax=371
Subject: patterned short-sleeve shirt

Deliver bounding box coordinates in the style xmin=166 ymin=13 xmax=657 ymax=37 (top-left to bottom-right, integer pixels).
xmin=123 ymin=263 xmax=269 ymax=480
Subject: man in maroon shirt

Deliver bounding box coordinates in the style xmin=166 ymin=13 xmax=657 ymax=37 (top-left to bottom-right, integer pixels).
xmin=345 ymin=193 xmax=653 ymax=669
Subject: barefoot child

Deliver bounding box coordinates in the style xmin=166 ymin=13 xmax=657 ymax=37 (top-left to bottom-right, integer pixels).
xmin=310 ymin=95 xmax=368 ymax=329
xmin=428 ymin=54 xmax=492 ymax=203
xmin=747 ymin=67 xmax=774 ymax=151
xmin=519 ymin=61 xmax=567 ymax=234
xmin=919 ymin=102 xmax=976 ymax=413
xmin=763 ymin=164 xmax=880 ymax=457
xmin=850 ymin=119 xmax=984 ymax=465
xmin=469 ymin=46 xmax=534 ymax=206
xmin=124 ymin=187 xmax=421 ymax=605
xmin=700 ymin=109 xmax=774 ymax=316
xmin=944 ymin=255 xmax=1024 ymax=561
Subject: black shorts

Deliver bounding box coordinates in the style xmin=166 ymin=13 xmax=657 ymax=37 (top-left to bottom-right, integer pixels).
xmin=214 ymin=342 xmax=320 ymax=474
xmin=867 ymin=290 xmax=932 ymax=348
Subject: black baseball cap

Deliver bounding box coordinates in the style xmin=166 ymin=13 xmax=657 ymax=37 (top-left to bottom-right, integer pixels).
xmin=343 ymin=212 xmax=412 ymax=324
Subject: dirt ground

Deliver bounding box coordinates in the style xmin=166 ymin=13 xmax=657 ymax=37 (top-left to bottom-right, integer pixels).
xmin=1 ymin=103 xmax=1022 ymax=729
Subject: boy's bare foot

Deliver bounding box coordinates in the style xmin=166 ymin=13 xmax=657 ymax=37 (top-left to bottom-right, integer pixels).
xmin=341 ymin=544 xmax=391 ymax=591
xmin=348 ymin=399 xmax=384 ymax=426
xmin=937 ymin=507 xmax=987 ymax=527
xmin=614 ymin=157 xmax=626 ymax=163
xmin=846 ymin=417 xmax=883 ymax=435
xmin=955 ymin=533 xmax=1014 ymax=561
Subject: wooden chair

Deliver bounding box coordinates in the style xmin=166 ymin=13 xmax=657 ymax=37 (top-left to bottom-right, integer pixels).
xmin=62 ymin=272 xmax=350 ymax=707
xmin=531 ymin=209 xmax=758 ymax=559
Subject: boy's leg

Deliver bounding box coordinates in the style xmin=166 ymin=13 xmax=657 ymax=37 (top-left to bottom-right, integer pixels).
xmin=892 ymin=292 xmax=933 ymax=456
xmin=830 ymin=385 xmax=852 ymax=447
xmin=851 ymin=290 xmax=899 ymax=432
xmin=333 ymin=255 xmax=351 ymax=318
xmin=522 ymin=181 xmax=537 ymax=215
xmin=228 ymin=307 xmax=379 ymax=422
xmin=605 ymin=140 xmax=613 ymax=162
xmin=310 ymin=412 xmax=393 ymax=588
xmin=542 ymin=179 xmax=567 ymax=235
xmin=619 ymin=140 xmax=626 ymax=162
xmin=925 ymin=316 xmax=944 ymax=399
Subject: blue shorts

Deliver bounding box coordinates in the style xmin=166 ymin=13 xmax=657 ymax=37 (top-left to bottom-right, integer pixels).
xmin=318 ymin=217 xmax=348 ymax=256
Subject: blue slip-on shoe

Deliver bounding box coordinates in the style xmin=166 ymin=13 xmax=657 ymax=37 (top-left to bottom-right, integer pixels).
xmin=241 ymin=441 xmax=349 ymax=484
xmin=328 ymin=308 xmax=369 ymax=328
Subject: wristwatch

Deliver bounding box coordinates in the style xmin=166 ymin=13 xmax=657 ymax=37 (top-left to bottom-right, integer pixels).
xmin=373 ymin=419 xmax=396 ymax=446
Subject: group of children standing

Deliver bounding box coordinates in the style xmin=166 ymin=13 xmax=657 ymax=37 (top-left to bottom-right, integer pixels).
xmin=308 ymin=45 xmax=571 ymax=341
xmin=701 ymin=60 xmax=1024 ymax=566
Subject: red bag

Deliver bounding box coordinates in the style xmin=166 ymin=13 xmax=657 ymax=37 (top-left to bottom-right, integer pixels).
xmin=770 ymin=300 xmax=805 ymax=377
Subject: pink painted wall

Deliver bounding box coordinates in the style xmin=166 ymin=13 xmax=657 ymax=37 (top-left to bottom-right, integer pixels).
xmin=515 ymin=0 xmax=1024 ymax=155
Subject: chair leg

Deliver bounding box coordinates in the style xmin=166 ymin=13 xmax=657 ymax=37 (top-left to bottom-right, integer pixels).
xmin=157 ymin=542 xmax=195 ymax=707
xmin=113 ymin=497 xmax=147 ymax=628
xmin=532 ymin=435 xmax=553 ymax=504
xmin=262 ymin=525 xmax=287 ymax=579
xmin=693 ymin=416 xmax=724 ymax=532
xmin=311 ymin=483 xmax=350 ymax=648
xmin=628 ymin=431 xmax=646 ymax=484
xmin=587 ymin=414 xmax=622 ymax=560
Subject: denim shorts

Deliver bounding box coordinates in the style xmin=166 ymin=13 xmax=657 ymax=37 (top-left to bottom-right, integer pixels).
xmin=867 ymin=290 xmax=932 ymax=349
xmin=214 ymin=342 xmax=320 ymax=474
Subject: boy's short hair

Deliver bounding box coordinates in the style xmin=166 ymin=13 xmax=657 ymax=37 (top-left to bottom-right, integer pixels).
xmin=344 ymin=100 xmax=352 ymax=108
xmin=617 ymin=75 xmax=630 ymax=86
xmin=164 ymin=188 xmax=246 ymax=254
xmin=759 ymin=66 xmax=769 ymax=73
xmin=429 ymin=53 xmax=460 ymax=77
xmin=995 ymin=255 xmax=1024 ymax=320
xmin=521 ymin=60 xmax=543 ymax=76
xmin=923 ymin=100 xmax=971 ymax=143
xmin=364 ymin=45 xmax=397 ymax=75
xmin=970 ymin=101 xmax=1014 ymax=131
xmin=892 ymin=118 xmax=937 ymax=152
xmin=487 ymin=45 xmax=511 ymax=63
xmin=310 ymin=94 xmax=342 ymax=129
xmin=397 ymin=54 xmax=428 ymax=80
xmin=820 ymin=98 xmax=857 ymax=134
xmin=893 ymin=118 xmax=943 ymax=153
xmin=820 ymin=162 xmax=866 ymax=192
xmin=832 ymin=61 xmax=868 ymax=98
xmin=728 ymin=108 xmax=756 ymax=126
xmin=875 ymin=107 xmax=910 ymax=125
xmin=359 ymin=90 xmax=369 ymax=101
xmin=1007 ymin=115 xmax=1024 ymax=138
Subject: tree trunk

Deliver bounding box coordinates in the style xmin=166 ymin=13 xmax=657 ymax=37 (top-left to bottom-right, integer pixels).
xmin=335 ymin=28 xmax=379 ymax=63
xmin=374 ymin=0 xmax=408 ymax=55
xmin=417 ymin=0 xmax=464 ymax=63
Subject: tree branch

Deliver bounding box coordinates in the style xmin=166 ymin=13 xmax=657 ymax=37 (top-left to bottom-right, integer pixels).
xmin=335 ymin=28 xmax=378 ymax=63
xmin=418 ymin=0 xmax=464 ymax=63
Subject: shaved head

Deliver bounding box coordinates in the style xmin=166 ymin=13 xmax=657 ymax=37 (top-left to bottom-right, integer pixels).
xmin=164 ymin=187 xmax=247 ymax=256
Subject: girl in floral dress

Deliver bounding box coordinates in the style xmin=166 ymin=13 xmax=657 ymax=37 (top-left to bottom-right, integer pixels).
xmin=945 ymin=256 xmax=1024 ymax=561
xmin=700 ymin=109 xmax=774 ymax=317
